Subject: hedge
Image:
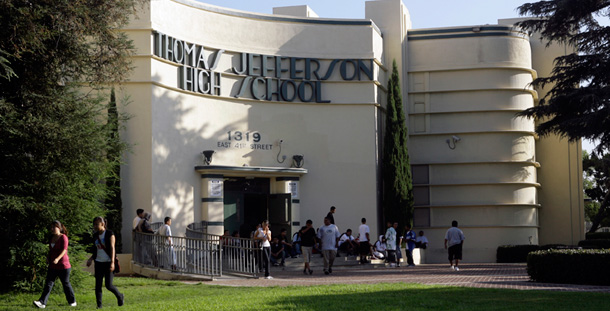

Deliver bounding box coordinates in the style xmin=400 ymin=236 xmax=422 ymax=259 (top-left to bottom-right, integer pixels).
xmin=496 ymin=244 xmax=570 ymax=263
xmin=496 ymin=245 xmax=540 ymax=263
xmin=586 ymin=232 xmax=610 ymax=240
xmin=527 ymin=249 xmax=610 ymax=285
xmin=578 ymin=239 xmax=610 ymax=249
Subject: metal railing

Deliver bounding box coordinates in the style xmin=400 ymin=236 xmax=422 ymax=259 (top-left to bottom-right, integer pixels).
xmin=220 ymin=236 xmax=262 ymax=277
xmin=150 ymin=222 xmax=163 ymax=232
xmin=186 ymin=221 xmax=209 ymax=239
xmin=133 ymin=231 xmax=222 ymax=277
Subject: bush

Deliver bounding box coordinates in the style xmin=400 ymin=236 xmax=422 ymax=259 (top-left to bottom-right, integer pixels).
xmin=586 ymin=232 xmax=610 ymax=240
xmin=527 ymin=249 xmax=610 ymax=285
xmin=578 ymin=239 xmax=610 ymax=249
xmin=496 ymin=245 xmax=539 ymax=263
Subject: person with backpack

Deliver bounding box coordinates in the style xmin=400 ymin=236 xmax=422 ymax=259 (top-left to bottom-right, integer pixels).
xmin=86 ymin=216 xmax=124 ymax=309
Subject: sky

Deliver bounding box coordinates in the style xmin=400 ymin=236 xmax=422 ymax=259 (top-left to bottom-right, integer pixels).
xmin=196 ymin=0 xmax=532 ymax=29
xmin=195 ymin=0 xmax=599 ymax=151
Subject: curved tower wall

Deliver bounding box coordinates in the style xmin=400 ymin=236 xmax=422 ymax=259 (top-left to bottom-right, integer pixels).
xmin=406 ymin=27 xmax=539 ymax=262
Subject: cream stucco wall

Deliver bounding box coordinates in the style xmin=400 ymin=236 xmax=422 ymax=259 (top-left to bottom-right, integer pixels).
xmin=406 ymin=26 xmax=539 ymax=262
xmin=116 ymin=1 xmax=584 ymax=263
xmin=119 ymin=0 xmax=386 ymax=250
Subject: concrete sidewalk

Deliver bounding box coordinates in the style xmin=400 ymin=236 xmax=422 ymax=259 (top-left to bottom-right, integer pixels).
xmin=207 ymin=263 xmax=610 ymax=293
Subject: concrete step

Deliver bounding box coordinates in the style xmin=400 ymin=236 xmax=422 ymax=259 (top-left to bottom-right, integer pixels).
xmin=274 ymin=254 xmax=390 ymax=271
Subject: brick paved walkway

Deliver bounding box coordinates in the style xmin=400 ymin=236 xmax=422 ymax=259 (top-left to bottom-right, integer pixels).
xmin=207 ymin=263 xmax=610 ymax=293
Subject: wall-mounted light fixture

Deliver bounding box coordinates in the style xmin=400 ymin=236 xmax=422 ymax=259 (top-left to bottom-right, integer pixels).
xmin=292 ymin=154 xmax=304 ymax=168
xmin=202 ymin=150 xmax=215 ymax=165
xmin=446 ymin=135 xmax=461 ymax=150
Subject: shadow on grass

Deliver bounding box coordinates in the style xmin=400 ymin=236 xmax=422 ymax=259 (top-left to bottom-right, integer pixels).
xmin=4 ymin=278 xmax=610 ymax=310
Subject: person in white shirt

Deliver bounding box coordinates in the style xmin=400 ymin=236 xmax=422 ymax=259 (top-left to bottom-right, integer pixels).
xmin=358 ymin=218 xmax=371 ymax=264
xmin=338 ymin=229 xmax=358 ymax=256
xmin=416 ymin=231 xmax=429 ymax=249
xmin=385 ymin=221 xmax=397 ymax=267
xmin=373 ymin=235 xmax=387 ymax=259
xmin=132 ymin=209 xmax=144 ymax=230
xmin=157 ymin=217 xmax=177 ymax=271
xmin=254 ymin=220 xmax=273 ymax=279
xmin=317 ymin=217 xmax=340 ymax=275
xmin=444 ymin=220 xmax=465 ymax=271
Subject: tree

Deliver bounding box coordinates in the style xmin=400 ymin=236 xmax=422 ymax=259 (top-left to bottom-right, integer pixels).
xmin=516 ymin=0 xmax=610 ymax=153
xmin=105 ymin=88 xmax=126 ymax=253
xmin=583 ymin=151 xmax=610 ymax=232
xmin=0 ymin=1 xmax=138 ymax=291
xmin=382 ymin=60 xmax=414 ymax=228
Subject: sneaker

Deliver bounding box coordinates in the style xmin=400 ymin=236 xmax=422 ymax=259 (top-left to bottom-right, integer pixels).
xmin=450 ymin=265 xmax=455 ymax=270
xmin=408 ymin=264 xmax=415 ymax=267
xmin=308 ymin=269 xmax=313 ymax=275
xmin=328 ymin=267 xmax=332 ymax=274
xmin=264 ymin=276 xmax=273 ymax=279
xmin=69 ymin=302 xmax=77 ymax=307
xmin=33 ymin=301 xmax=46 ymax=309
xmin=118 ymin=293 xmax=125 ymax=306
xmin=324 ymin=270 xmax=329 ymax=275
xmin=454 ymin=266 xmax=459 ymax=271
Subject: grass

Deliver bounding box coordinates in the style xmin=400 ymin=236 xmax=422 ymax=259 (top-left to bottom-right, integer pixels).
xmin=2 ymin=276 xmax=609 ymax=310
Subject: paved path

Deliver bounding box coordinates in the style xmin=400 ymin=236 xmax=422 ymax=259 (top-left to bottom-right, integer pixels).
xmin=207 ymin=263 xmax=610 ymax=293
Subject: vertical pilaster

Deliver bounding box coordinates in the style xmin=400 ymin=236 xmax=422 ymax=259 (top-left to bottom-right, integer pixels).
xmin=276 ymin=177 xmax=301 ymax=233
xmin=201 ymin=174 xmax=224 ymax=235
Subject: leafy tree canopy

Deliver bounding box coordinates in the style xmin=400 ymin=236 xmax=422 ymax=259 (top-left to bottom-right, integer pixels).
xmin=0 ymin=0 xmax=138 ymax=291
xmin=583 ymin=151 xmax=610 ymax=231
xmin=516 ymin=0 xmax=610 ymax=153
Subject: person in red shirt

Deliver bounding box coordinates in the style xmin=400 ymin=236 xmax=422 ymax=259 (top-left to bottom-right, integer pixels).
xmin=33 ymin=220 xmax=77 ymax=309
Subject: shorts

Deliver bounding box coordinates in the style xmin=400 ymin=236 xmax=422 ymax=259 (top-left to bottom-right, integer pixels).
xmin=359 ymin=241 xmax=370 ymax=255
xmin=448 ymin=244 xmax=463 ymax=261
xmin=302 ymin=246 xmax=313 ymax=263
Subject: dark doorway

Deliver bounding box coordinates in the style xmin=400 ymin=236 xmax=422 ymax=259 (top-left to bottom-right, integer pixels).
xmin=223 ymin=178 xmax=292 ymax=238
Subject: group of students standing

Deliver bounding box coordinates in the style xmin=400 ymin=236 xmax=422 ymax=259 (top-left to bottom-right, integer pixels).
xmin=33 ymin=217 xmax=124 ymax=309
xmin=133 ymin=209 xmax=177 ymax=271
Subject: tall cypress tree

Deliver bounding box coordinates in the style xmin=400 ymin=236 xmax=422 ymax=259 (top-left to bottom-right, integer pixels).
xmin=382 ymin=60 xmax=414 ymax=227
xmin=105 ymin=88 xmax=124 ymax=252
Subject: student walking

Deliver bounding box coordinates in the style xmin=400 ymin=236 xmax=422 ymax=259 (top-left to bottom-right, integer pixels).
xmin=300 ymin=219 xmax=316 ymax=275
xmin=445 ymin=220 xmax=465 ymax=271
xmin=87 ymin=216 xmax=124 ymax=308
xmin=33 ymin=220 xmax=77 ymax=309
xmin=317 ymin=217 xmax=341 ymax=275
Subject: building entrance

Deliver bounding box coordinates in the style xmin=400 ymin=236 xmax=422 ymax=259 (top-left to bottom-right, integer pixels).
xmin=223 ymin=178 xmax=292 ymax=238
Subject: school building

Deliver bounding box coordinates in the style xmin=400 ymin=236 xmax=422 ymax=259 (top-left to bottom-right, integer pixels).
xmin=118 ymin=0 xmax=584 ymax=263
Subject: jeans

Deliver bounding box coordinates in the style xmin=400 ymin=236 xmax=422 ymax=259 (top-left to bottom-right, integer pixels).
xmin=261 ymin=246 xmax=271 ymax=277
xmin=39 ymin=268 xmax=75 ymax=305
xmin=94 ymin=261 xmax=123 ymax=307
xmin=406 ymin=244 xmax=415 ymax=265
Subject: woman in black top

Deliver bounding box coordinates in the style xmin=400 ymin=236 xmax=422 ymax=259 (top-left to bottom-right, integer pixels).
xmin=86 ymin=216 xmax=124 ymax=308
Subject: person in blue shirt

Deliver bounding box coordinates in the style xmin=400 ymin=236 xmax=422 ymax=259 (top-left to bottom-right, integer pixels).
xmin=403 ymin=224 xmax=416 ymax=267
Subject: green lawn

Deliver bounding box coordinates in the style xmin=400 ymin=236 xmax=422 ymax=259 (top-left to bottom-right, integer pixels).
xmin=2 ymin=276 xmax=608 ymax=310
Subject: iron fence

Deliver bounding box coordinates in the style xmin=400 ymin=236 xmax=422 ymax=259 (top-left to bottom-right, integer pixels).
xmin=133 ymin=231 xmax=222 ymax=277
xmin=220 ymin=235 xmax=262 ymax=277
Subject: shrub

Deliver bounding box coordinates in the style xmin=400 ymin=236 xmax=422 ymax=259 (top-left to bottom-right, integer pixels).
xmin=578 ymin=239 xmax=610 ymax=249
xmin=586 ymin=232 xmax=610 ymax=240
xmin=527 ymin=249 xmax=610 ymax=285
xmin=496 ymin=245 xmax=539 ymax=263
